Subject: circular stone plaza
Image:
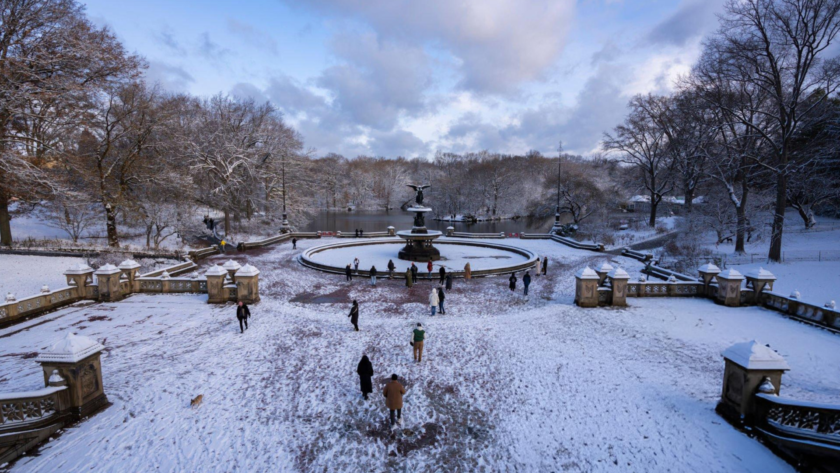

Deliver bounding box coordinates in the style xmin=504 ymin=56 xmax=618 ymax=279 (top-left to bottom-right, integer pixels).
xmin=0 ymin=233 xmax=838 ymax=472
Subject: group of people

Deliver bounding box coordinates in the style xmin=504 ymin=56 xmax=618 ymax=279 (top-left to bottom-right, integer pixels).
xmin=354 ymin=322 xmax=427 ymax=428
xmin=354 ymin=229 xmax=365 ymax=237
xmin=507 ymin=256 xmax=548 ymax=296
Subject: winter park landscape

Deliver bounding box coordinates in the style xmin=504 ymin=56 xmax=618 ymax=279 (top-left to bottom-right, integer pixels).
xmin=4 ymin=0 xmax=840 ymax=472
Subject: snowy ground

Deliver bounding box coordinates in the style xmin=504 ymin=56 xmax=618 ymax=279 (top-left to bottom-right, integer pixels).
xmin=0 ymin=254 xmax=84 ymax=299
xmin=307 ymin=238 xmax=534 ymax=272
xmin=2 ymin=238 xmax=838 ymax=472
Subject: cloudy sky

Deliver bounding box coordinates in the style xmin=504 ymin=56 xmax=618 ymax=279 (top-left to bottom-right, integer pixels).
xmin=83 ymin=0 xmax=725 ymax=158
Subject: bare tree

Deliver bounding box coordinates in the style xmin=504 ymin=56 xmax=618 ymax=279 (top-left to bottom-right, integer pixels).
xmin=603 ymin=95 xmax=674 ymax=227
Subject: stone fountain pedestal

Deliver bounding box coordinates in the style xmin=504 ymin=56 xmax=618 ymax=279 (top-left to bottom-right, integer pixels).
xmin=397 ymin=206 xmax=441 ymax=262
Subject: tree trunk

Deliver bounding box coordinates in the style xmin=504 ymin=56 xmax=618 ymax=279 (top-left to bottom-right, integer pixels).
xmin=792 ymin=204 xmax=815 ymax=229
xmin=105 ymin=204 xmax=120 ymax=248
xmin=735 ymin=206 xmax=746 ymax=254
xmin=768 ymin=172 xmax=786 ymax=262
xmin=224 ymin=210 xmax=230 ymax=237
xmin=684 ymin=187 xmax=694 ymax=215
xmin=648 ymin=194 xmax=658 ymax=227
xmin=0 ymin=191 xmax=12 ymax=247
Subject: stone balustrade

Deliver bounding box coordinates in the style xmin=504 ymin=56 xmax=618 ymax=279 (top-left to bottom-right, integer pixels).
xmin=0 ymin=333 xmax=107 ymax=465
xmin=716 ymin=341 xmax=840 ymax=469
xmin=0 ymin=260 xmax=261 ymax=327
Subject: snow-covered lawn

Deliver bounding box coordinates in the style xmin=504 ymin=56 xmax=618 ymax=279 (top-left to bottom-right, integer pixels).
xmin=0 ymin=254 xmax=84 ymax=299
xmin=1 ymin=238 xmax=837 ymax=471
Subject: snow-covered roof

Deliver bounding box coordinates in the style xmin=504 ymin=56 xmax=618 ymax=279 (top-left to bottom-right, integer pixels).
xmin=118 ymin=259 xmax=141 ymax=270
xmin=698 ymin=263 xmax=721 ymax=274
xmin=744 ymin=267 xmax=776 ymax=281
xmin=35 ymin=332 xmax=105 ymax=363
xmin=222 ymin=259 xmax=242 ymax=271
xmin=575 ymin=266 xmax=599 ymax=280
xmin=205 ymin=264 xmax=228 ymax=277
xmin=64 ymin=263 xmax=93 ymax=275
xmin=596 ymin=262 xmax=614 ymax=273
xmin=607 ymin=267 xmax=630 ymax=279
xmin=722 ymin=340 xmax=790 ymax=370
xmin=94 ymin=264 xmax=121 ymax=275
xmin=716 ymin=268 xmax=744 ymax=280
xmin=236 ymin=264 xmax=260 ymax=277
xmin=629 ymin=195 xmax=650 ymax=203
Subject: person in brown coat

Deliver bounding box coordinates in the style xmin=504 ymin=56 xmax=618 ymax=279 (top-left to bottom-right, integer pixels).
xmin=464 ymin=262 xmax=472 ymax=280
xmin=383 ymin=374 xmax=406 ymax=427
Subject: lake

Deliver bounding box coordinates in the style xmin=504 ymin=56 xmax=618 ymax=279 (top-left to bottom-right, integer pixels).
xmin=300 ymin=210 xmax=559 ymax=234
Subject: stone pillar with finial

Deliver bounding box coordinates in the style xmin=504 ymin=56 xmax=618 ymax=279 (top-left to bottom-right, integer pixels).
xmin=95 ymin=264 xmax=124 ymax=302
xmin=595 ymin=261 xmax=614 ymax=286
xmin=64 ymin=263 xmax=94 ymax=300
xmin=222 ymin=259 xmax=242 ymax=283
xmin=607 ymin=267 xmax=630 ymax=306
xmin=574 ymin=266 xmax=600 ymax=307
xmin=717 ymin=340 xmax=789 ymax=425
xmin=35 ymin=332 xmax=108 ymax=419
xmin=118 ymin=259 xmax=142 ymax=293
xmin=715 ymin=268 xmax=744 ymax=307
xmin=235 ymin=264 xmax=260 ymax=304
xmin=698 ymin=262 xmax=721 ymax=297
xmin=205 ymin=264 xmax=228 ymax=303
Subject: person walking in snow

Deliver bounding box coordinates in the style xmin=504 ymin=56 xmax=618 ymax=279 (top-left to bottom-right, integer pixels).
xmin=437 ymin=287 xmax=446 ymax=314
xmin=411 ymin=263 xmax=418 ymax=284
xmin=445 ymin=273 xmax=452 ymax=290
xmin=426 ymin=260 xmax=433 ymax=280
xmin=292 ymin=237 xmax=297 ymax=249
xmin=236 ymin=301 xmax=250 ymax=333
xmin=438 ymin=266 xmax=446 ymax=285
xmin=429 ymin=288 xmax=439 ymax=316
xmin=355 ymin=229 xmax=359 ymax=238
xmin=411 ymin=323 xmax=426 ymax=362
xmin=345 ymin=264 xmax=353 ymax=282
xmin=464 ymin=262 xmax=472 ymax=280
xmin=542 ymin=256 xmax=548 ymax=276
xmin=405 ymin=267 xmax=414 ymax=288
xmin=388 ymin=259 xmax=395 ymax=279
xmin=370 ymin=265 xmax=377 ymax=286
xmin=523 ymin=271 xmax=531 ymax=296
xmin=535 ymin=256 xmax=541 ymax=276
xmin=509 ymin=273 xmax=517 ymax=291
xmin=348 ymin=300 xmax=360 ymax=331
xmin=383 ymin=374 xmax=406 ymax=427
xmin=360 ymin=229 xmax=364 ymax=237
xmin=220 ymin=239 xmax=227 ymax=254
xmin=357 ymin=355 xmax=374 ymax=400
xmin=354 ymin=257 xmax=360 ymax=273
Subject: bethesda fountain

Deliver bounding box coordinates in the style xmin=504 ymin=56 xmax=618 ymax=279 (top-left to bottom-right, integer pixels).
xmin=397 ymin=184 xmax=441 ymax=261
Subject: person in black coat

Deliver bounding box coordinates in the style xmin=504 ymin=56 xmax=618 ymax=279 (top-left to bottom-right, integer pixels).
xmin=292 ymin=237 xmax=297 ymax=249
xmin=509 ymin=273 xmax=517 ymax=291
xmin=357 ymin=355 xmax=374 ymax=400
xmin=410 ymin=263 xmax=418 ymax=284
xmin=523 ymin=271 xmax=532 ymax=296
xmin=437 ymin=287 xmax=446 ymax=314
xmin=345 ymin=264 xmax=353 ymax=282
xmin=542 ymin=257 xmax=548 ymax=275
xmin=348 ymin=300 xmax=359 ymax=331
xmin=439 ymin=267 xmax=446 ymax=284
xmin=236 ymin=301 xmax=250 ymax=333
xmin=445 ymin=274 xmax=453 ymax=290
xmin=387 ymin=259 xmax=396 ymax=279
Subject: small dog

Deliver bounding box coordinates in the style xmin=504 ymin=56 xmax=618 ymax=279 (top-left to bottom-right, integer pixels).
xmin=190 ymin=394 xmax=203 ymax=407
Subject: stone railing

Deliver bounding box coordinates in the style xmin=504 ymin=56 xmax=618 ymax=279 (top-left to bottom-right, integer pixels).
xmin=762 ymin=292 xmax=840 ymax=332
xmin=188 ymin=246 xmax=220 ymax=261
xmin=0 ymin=333 xmax=107 ymax=465
xmin=715 ymin=341 xmax=839 ymax=469
xmin=621 ymin=247 xmax=654 ymax=262
xmin=551 ymin=234 xmax=604 ymax=251
xmin=447 ymin=231 xmax=506 ymax=239
xmin=238 ymin=233 xmax=291 ymax=250
xmin=518 ymin=233 xmax=552 ymax=239
xmin=625 ymin=280 xmax=704 ymax=298
xmin=641 ymin=264 xmax=696 ymax=282
xmin=1 ymin=260 xmax=261 ymax=328
xmin=336 ymin=231 xmax=391 ymax=238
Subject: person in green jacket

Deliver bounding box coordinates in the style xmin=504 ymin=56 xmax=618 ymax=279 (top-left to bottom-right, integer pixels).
xmin=411 ymin=323 xmax=426 ymax=362
xmin=405 ymin=267 xmax=414 ymax=288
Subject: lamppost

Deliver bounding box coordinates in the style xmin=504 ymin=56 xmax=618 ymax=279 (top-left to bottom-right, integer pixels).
xmin=280 ymin=153 xmax=291 ymax=233
xmin=551 ymin=142 xmax=563 ymax=234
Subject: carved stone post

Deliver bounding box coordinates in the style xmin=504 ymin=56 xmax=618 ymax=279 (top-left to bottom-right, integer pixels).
xmin=234 ymin=264 xmax=260 ymax=304
xmin=64 ymin=263 xmax=94 ymax=299
xmin=574 ymin=266 xmax=600 ymax=307
xmin=717 ymin=340 xmax=789 ymax=424
xmin=387 ymin=226 xmax=396 ymax=236
xmin=715 ymin=269 xmax=744 ymax=307
xmin=118 ymin=259 xmax=141 ymax=294
xmin=607 ymin=267 xmax=630 ymax=306
xmin=205 ymin=265 xmax=228 ymax=304
xmin=698 ymin=263 xmax=721 ymax=297
xmin=35 ymin=332 xmax=108 ymax=419
xmin=222 ymin=259 xmax=241 ymax=283
xmin=595 ymin=261 xmax=614 ymax=286
xmin=446 ymin=226 xmax=455 ymax=237
xmin=95 ymin=264 xmax=124 ymax=302
xmin=744 ymin=267 xmax=776 ymax=305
